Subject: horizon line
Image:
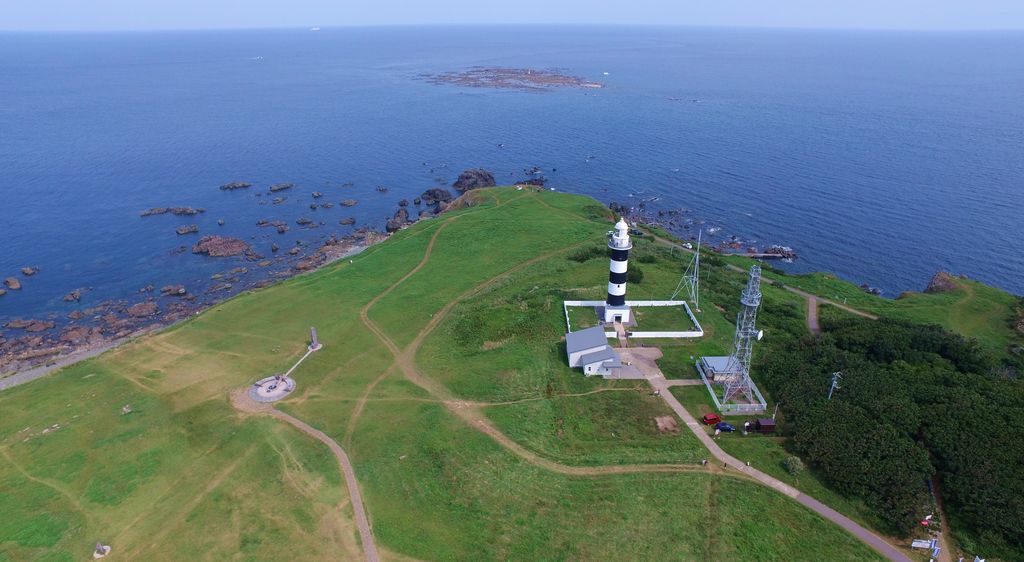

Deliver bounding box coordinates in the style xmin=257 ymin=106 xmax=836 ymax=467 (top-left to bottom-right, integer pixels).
xmin=3 ymin=22 xmax=1024 ymax=34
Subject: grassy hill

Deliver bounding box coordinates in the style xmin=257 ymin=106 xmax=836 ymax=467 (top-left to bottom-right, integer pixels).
xmin=1 ymin=188 xmax=891 ymax=561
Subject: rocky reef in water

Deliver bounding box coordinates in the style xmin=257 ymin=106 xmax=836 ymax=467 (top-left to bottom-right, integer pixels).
xmin=452 ymin=169 xmax=495 ymax=192
xmin=420 ymin=67 xmax=604 ymax=92
xmin=192 ymin=236 xmax=251 ymax=257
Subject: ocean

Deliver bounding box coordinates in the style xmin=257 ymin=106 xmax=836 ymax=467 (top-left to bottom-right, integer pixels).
xmin=1 ymin=25 xmax=1022 ymax=335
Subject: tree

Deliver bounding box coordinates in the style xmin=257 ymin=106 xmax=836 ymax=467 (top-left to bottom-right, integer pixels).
xmin=783 ymin=456 xmax=805 ymax=476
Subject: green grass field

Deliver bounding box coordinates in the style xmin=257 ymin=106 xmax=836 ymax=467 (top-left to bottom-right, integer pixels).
xmin=764 ymin=270 xmax=1022 ymax=357
xmin=633 ymin=305 xmax=697 ymax=332
xmin=565 ymin=304 xmax=601 ymax=330
xmin=1 ymin=188 xmax=891 ymax=561
xmin=669 ymin=385 xmax=892 ymax=537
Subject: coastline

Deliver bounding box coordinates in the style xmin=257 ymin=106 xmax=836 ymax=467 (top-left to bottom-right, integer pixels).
xmin=0 ymin=237 xmax=384 ymax=389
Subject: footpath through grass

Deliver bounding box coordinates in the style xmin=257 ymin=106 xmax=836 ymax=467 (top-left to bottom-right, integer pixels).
xmin=1 ymin=188 xmax=884 ymax=561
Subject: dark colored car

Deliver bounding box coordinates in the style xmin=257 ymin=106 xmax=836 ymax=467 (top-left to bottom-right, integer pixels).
xmin=715 ymin=422 xmax=737 ymax=432
xmin=702 ymin=413 xmax=722 ymax=425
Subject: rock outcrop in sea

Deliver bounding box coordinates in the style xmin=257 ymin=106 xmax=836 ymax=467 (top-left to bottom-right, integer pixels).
xmin=192 ymin=236 xmax=251 ymax=257
xmin=926 ymin=271 xmax=960 ymax=293
xmin=160 ymin=285 xmax=187 ymax=297
xmin=4 ymin=278 xmax=22 ymax=290
xmin=421 ymin=188 xmax=453 ymax=206
xmin=4 ymin=319 xmax=55 ymax=332
xmin=141 ymin=207 xmax=205 ymax=217
xmin=219 ymin=182 xmax=252 ymax=191
xmin=452 ymin=168 xmax=496 ymax=192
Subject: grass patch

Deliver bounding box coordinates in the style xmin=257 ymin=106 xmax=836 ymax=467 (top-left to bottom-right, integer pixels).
xmin=485 ymin=383 xmax=706 ymax=465
xmin=0 ymin=189 xmax=897 ymax=561
xmin=565 ymin=304 xmax=600 ymax=331
xmin=633 ymin=305 xmax=697 ymax=332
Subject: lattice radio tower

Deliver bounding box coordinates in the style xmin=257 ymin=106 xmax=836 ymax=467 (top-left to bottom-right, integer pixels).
xmin=670 ymin=229 xmax=701 ymax=310
xmin=722 ymin=265 xmax=763 ymax=404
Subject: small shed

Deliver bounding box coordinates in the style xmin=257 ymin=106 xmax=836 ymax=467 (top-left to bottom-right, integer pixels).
xmin=566 ymin=326 xmax=621 ymax=378
xmin=754 ymin=418 xmax=776 ymax=434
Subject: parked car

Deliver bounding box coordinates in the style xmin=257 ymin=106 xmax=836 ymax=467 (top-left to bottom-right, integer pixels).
xmin=715 ymin=422 xmax=737 ymax=432
xmin=701 ymin=413 xmax=722 ymax=425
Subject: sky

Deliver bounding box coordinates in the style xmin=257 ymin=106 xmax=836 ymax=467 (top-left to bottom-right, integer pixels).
xmin=3 ymin=0 xmax=1024 ymax=32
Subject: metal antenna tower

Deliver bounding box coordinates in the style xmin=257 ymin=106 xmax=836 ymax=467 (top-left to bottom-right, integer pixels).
xmin=722 ymin=265 xmax=763 ymax=404
xmin=828 ymin=372 xmax=843 ymax=400
xmin=669 ymin=230 xmax=701 ymax=310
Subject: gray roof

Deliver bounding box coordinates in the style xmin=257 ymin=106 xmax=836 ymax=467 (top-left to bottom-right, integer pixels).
xmin=566 ymin=325 xmax=609 ymax=354
xmin=700 ymin=356 xmax=739 ymax=374
xmin=573 ymin=347 xmax=622 ymax=368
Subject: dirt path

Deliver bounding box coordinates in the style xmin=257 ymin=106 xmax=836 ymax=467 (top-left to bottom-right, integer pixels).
xmin=647 ymin=375 xmax=910 ymax=561
xmin=0 ymin=447 xmax=93 ymax=527
xmin=806 ymin=295 xmax=821 ymax=334
xmin=357 ymin=233 xmax=719 ymax=478
xmin=643 ymin=231 xmax=879 ymax=324
xmin=356 ymin=220 xmax=908 ymax=560
xmin=120 ymin=445 xmax=258 ymax=559
xmin=782 ymin=284 xmax=878 ymax=321
xmin=930 ymin=475 xmax=955 ymax=562
xmin=231 ymin=390 xmax=379 ymax=562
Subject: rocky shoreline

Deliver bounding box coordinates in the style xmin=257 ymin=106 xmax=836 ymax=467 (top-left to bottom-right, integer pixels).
xmin=0 ymin=230 xmax=383 ymax=379
xmin=0 ymin=164 xmax=810 ymax=379
xmin=608 ymin=199 xmax=800 ymax=262
xmin=0 ymin=172 xmax=501 ymax=380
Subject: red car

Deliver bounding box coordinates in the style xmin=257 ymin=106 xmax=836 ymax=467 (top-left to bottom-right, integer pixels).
xmin=701 ymin=413 xmax=722 ymax=425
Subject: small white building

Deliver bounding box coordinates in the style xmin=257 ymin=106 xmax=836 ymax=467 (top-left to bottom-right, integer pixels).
xmin=566 ymin=325 xmax=622 ymax=377
xmin=696 ymin=356 xmax=742 ymax=382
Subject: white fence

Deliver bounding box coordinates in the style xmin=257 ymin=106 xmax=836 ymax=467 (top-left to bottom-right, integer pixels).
xmin=695 ymin=361 xmax=768 ymax=414
xmin=563 ymin=300 xmax=704 ymax=339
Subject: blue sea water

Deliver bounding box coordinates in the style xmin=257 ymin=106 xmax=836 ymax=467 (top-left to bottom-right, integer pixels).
xmin=1 ymin=26 xmax=1023 ymax=330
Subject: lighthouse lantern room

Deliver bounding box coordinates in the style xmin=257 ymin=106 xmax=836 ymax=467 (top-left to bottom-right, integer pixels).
xmin=604 ymin=218 xmax=633 ymax=324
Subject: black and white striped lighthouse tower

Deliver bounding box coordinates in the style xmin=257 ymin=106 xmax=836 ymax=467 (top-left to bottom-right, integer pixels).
xmin=604 ymin=217 xmax=633 ymax=324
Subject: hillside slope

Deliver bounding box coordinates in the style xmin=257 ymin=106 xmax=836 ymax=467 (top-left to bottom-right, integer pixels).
xmin=1 ymin=188 xmax=886 ymax=561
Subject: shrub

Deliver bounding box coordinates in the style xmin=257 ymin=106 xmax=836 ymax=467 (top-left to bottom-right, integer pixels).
xmin=568 ymin=246 xmax=605 ymax=263
xmin=783 ymin=456 xmax=805 ymax=476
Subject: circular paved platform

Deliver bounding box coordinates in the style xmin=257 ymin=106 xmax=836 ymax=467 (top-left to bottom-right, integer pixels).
xmin=249 ymin=374 xmax=296 ymax=402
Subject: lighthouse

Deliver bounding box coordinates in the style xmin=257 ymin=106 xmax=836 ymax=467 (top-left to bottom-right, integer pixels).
xmin=604 ymin=218 xmax=633 ymax=324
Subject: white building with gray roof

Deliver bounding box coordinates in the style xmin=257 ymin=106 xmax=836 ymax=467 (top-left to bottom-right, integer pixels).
xmin=566 ymin=325 xmax=622 ymax=377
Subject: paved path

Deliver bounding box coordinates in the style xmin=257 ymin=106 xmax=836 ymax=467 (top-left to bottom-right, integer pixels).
xmin=648 ymin=375 xmax=910 ymax=562
xmin=661 ymin=378 xmax=704 ymax=387
xmin=232 ymin=390 xmax=379 ymax=562
xmin=0 ymin=336 xmax=133 ymax=391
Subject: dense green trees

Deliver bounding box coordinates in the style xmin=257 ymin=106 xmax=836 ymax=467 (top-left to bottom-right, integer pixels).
xmin=759 ymin=316 xmax=1024 ymax=558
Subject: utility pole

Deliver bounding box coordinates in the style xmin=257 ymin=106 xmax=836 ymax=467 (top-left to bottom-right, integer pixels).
xmin=828 ymin=372 xmax=843 ymax=400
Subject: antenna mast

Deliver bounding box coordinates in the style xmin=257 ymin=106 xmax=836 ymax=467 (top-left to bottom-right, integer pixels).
xmin=722 ymin=265 xmax=762 ymax=404
xmin=828 ymin=372 xmax=843 ymax=400
xmin=670 ymin=229 xmax=701 ymax=311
